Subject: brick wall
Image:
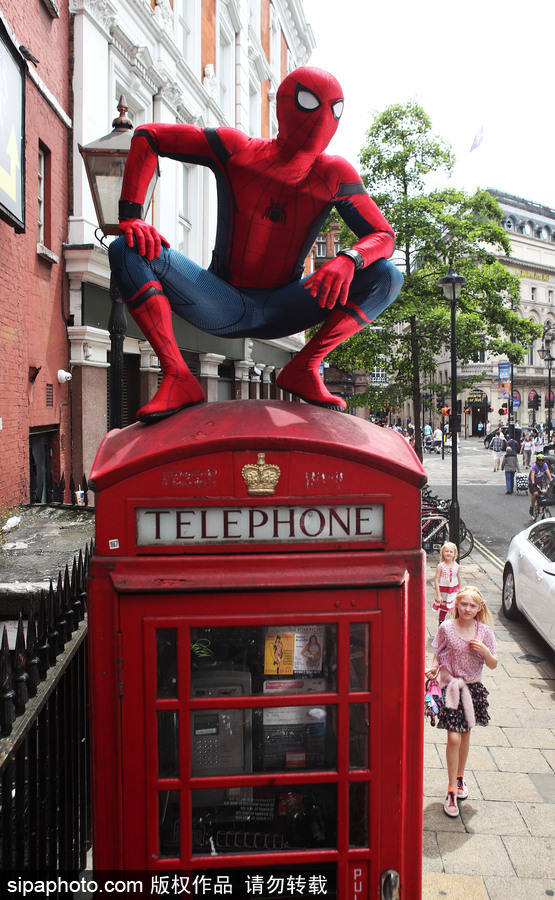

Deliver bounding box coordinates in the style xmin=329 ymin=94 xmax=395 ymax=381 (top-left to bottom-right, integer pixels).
xmin=0 ymin=0 xmax=71 ymax=508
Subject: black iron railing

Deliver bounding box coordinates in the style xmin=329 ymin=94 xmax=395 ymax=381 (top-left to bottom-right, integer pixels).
xmin=46 ymin=473 xmax=90 ymax=507
xmin=0 ymin=544 xmax=92 ymax=870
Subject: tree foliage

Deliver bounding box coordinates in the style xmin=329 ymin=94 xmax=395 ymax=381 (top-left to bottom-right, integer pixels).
xmin=327 ymin=101 xmax=541 ymax=458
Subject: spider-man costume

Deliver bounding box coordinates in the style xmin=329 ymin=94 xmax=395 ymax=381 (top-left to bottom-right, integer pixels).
xmin=109 ymin=67 xmax=403 ymax=422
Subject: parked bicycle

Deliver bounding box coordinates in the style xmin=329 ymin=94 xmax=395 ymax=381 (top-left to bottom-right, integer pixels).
xmin=421 ymin=489 xmax=474 ymax=559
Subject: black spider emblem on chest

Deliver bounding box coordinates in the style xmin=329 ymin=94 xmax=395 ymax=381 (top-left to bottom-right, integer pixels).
xmin=263 ymin=199 xmax=288 ymax=224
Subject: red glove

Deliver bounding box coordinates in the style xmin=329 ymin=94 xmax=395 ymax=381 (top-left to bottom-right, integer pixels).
xmin=304 ymin=255 xmax=357 ymax=309
xmin=119 ymin=219 xmax=170 ymax=260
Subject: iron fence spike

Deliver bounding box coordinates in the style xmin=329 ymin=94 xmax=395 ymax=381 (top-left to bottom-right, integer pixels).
xmin=37 ymin=589 xmax=50 ymax=678
xmin=47 ymin=582 xmax=59 ymax=662
xmin=0 ymin=625 xmax=15 ymax=735
xmin=26 ymin=607 xmax=40 ymax=697
xmin=13 ymin=614 xmax=29 ymax=714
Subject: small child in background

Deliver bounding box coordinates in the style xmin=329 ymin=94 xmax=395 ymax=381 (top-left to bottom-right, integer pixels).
xmin=433 ymin=542 xmax=460 ymax=624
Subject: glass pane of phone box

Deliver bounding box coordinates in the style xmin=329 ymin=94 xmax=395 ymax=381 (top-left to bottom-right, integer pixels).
xmin=189 ymin=625 xmax=340 ymax=776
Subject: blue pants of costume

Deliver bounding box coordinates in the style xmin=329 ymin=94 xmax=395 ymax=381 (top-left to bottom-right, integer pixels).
xmin=108 ymin=237 xmax=403 ymax=339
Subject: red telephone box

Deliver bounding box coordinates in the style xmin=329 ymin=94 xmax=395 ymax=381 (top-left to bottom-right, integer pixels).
xmin=88 ymin=401 xmax=427 ymax=898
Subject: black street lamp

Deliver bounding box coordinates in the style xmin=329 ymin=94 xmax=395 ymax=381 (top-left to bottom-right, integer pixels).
xmin=538 ymin=327 xmax=555 ymax=445
xmin=437 ymin=263 xmax=467 ymax=553
xmin=79 ymin=97 xmax=158 ymax=429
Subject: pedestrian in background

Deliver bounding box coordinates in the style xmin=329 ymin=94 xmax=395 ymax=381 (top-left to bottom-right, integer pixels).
xmin=489 ymin=428 xmax=506 ymax=472
xmin=533 ymin=431 xmax=544 ymax=460
xmin=501 ymin=446 xmax=520 ymax=494
xmin=529 ymin=452 xmax=552 ymax=517
xmin=433 ymin=426 xmax=442 ymax=451
xmin=425 ymin=586 xmax=497 ymax=819
xmin=432 ymin=542 xmax=460 ymax=625
xmin=522 ymin=432 xmax=533 ymax=469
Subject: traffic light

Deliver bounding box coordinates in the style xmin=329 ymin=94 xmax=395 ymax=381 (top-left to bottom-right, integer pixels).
xmin=436 ymin=396 xmax=446 ymax=412
xmin=498 ymin=407 xmax=507 ymax=416
xmin=441 ymin=406 xmax=451 ymax=417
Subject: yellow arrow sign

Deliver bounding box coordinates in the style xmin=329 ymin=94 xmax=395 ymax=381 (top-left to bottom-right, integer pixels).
xmin=0 ymin=126 xmax=21 ymax=202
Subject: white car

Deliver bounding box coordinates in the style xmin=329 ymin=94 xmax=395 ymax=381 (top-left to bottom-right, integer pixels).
xmin=503 ymin=518 xmax=555 ymax=652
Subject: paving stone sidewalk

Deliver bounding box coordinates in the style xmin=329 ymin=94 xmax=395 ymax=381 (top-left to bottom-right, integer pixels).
xmin=422 ymin=552 xmax=555 ymax=899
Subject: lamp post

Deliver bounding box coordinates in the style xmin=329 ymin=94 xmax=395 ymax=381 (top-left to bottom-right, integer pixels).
xmin=78 ymin=97 xmax=158 ymax=429
xmin=538 ymin=328 xmax=555 ymax=445
xmin=437 ymin=263 xmax=467 ymax=553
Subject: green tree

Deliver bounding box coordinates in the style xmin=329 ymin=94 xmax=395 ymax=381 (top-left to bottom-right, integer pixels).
xmin=327 ymin=101 xmax=541 ymax=459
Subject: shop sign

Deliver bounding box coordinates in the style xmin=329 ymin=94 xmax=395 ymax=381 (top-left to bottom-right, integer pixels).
xmin=466 ymin=389 xmax=488 ymax=406
xmin=519 ymin=270 xmax=550 ymax=282
xmin=0 ymin=26 xmax=25 ymax=231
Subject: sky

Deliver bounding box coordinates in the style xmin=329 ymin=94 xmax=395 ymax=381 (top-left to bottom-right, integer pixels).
xmin=303 ymin=0 xmax=555 ymax=208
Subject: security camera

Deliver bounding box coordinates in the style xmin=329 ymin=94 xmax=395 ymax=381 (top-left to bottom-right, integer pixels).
xmin=57 ymin=369 xmax=72 ymax=383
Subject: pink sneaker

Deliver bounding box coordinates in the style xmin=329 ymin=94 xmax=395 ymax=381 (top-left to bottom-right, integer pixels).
xmin=443 ymin=790 xmax=459 ymax=817
xmin=457 ymin=776 xmax=468 ymax=799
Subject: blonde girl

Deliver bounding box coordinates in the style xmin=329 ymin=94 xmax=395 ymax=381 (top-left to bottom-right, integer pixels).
xmin=433 ymin=542 xmax=460 ymax=624
xmin=425 ymin=587 xmax=497 ymax=818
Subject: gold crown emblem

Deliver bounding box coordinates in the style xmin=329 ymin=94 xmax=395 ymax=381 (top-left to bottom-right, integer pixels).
xmin=241 ymin=453 xmax=281 ymax=496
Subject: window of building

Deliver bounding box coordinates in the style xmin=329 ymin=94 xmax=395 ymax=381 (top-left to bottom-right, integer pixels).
xmin=471 ymin=333 xmax=486 ymax=364
xmin=549 ymin=290 xmax=553 ymax=305
xmin=316 ymin=235 xmax=326 ymax=258
xmin=38 ymin=146 xmax=45 ymax=245
xmin=218 ymin=362 xmax=234 ymax=400
xmin=531 ymin=286 xmax=537 ymax=303
xmin=177 ymin=163 xmax=191 ymax=255
xmin=218 ymin=10 xmax=236 ymax=123
xmin=269 ymin=5 xmax=280 ymax=80
xmin=368 ymin=366 xmax=388 ymax=385
xmin=249 ymin=0 xmax=261 ymax=32
xmin=37 ymin=142 xmax=58 ymax=262
xmin=176 ymin=0 xmax=200 ymax=70
xmin=249 ymin=77 xmax=261 ymax=137
xmin=177 ymin=0 xmax=191 ymax=59
xmin=334 ymin=235 xmax=340 ymax=256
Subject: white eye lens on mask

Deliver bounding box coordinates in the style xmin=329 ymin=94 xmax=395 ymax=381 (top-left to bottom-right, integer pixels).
xmin=332 ymin=100 xmax=344 ymax=120
xmin=297 ymin=89 xmax=321 ymax=111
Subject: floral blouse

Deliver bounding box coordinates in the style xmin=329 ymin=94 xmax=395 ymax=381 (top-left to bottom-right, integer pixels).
xmin=432 ymin=619 xmax=497 ymax=683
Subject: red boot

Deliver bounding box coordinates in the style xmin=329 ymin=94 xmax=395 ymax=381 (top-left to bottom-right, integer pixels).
xmin=276 ymin=308 xmax=366 ymax=411
xmin=126 ymin=283 xmax=205 ymax=422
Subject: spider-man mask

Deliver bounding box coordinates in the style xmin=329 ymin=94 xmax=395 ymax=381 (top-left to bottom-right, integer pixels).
xmin=276 ymin=67 xmax=344 ymax=157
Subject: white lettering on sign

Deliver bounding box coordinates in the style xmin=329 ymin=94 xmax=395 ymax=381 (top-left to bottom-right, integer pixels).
xmin=135 ymin=504 xmax=383 ymax=546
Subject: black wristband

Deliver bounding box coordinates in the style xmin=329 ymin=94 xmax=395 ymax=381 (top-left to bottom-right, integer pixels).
xmin=338 ymin=248 xmax=364 ymax=270
xmin=119 ymin=199 xmax=142 ymax=220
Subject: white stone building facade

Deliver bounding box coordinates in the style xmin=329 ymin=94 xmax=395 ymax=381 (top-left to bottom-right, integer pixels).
xmin=66 ymin=0 xmax=314 ymax=477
